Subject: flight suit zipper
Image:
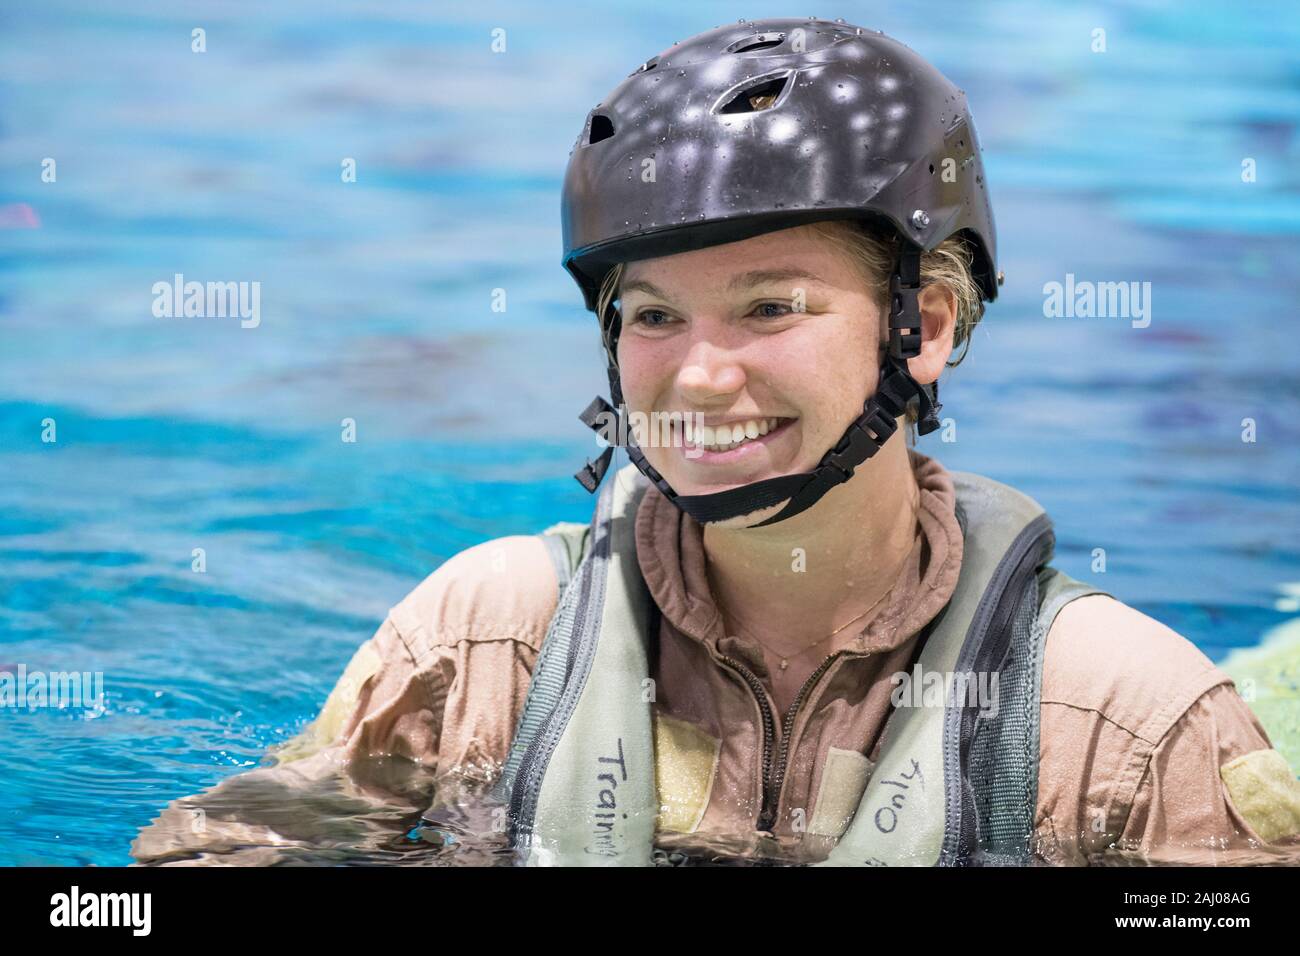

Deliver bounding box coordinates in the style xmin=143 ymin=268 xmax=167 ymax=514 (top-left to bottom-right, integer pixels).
xmin=716 ymin=653 xmax=776 ymax=822
xmin=717 ymin=650 xmax=854 ymax=834
xmin=766 ymin=651 xmax=851 ymax=832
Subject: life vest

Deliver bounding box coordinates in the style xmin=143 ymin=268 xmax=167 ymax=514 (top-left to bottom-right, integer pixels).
xmin=485 ymin=463 xmax=1106 ymax=866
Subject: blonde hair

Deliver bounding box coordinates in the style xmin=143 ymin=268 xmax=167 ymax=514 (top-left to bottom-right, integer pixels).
xmin=593 ymin=218 xmax=987 ymax=433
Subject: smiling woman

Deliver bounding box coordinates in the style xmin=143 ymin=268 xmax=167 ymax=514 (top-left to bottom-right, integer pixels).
xmin=599 ymin=219 xmax=986 ymax=494
xmin=130 ymin=15 xmax=1300 ymax=869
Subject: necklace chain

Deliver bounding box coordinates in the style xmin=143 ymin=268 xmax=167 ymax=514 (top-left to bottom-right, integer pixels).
xmin=760 ymin=585 xmax=893 ymax=670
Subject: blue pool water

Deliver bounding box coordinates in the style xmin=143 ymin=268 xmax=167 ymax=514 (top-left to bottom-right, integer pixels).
xmin=1 ymin=1 xmax=1298 ymax=865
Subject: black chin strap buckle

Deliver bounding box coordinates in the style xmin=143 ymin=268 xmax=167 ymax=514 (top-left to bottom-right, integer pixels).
xmin=824 ymin=422 xmax=886 ymax=484
xmin=887 ymin=242 xmax=945 ymax=435
xmin=814 ymin=359 xmax=904 ymax=486
xmin=888 ymin=244 xmax=923 ymax=360
xmin=916 ymin=380 xmax=943 ymax=435
xmin=575 ymin=445 xmax=614 ymax=493
xmin=579 ymin=395 xmax=618 ymax=437
xmin=573 ymin=395 xmax=620 ymax=493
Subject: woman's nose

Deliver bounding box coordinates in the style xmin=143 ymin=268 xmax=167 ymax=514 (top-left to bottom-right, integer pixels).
xmin=674 ymin=338 xmax=747 ymax=404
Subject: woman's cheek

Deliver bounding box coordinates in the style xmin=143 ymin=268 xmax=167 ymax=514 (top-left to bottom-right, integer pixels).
xmin=616 ymin=343 xmax=655 ymax=416
xmin=792 ymin=345 xmax=869 ymax=465
xmin=615 ymin=344 xmax=667 ymax=467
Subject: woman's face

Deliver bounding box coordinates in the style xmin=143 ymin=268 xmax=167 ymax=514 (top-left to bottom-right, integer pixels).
xmin=616 ymin=224 xmax=885 ymax=500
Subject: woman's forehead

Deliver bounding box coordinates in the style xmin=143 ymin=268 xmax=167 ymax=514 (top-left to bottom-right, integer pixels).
xmin=622 ymin=224 xmax=863 ymax=296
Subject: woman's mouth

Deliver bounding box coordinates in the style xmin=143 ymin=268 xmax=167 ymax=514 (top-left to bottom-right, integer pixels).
xmin=677 ymin=416 xmax=797 ymax=462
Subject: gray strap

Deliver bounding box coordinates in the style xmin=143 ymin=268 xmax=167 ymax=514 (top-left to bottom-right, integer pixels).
xmin=538 ymin=521 xmax=591 ymax=597
xmin=541 ymin=531 xmax=575 ymax=595
xmin=967 ymin=567 xmax=1044 ymax=864
xmin=516 ymin=467 xmax=657 ymax=864
xmin=970 ymin=566 xmax=1107 ymax=864
xmin=487 ymin=524 xmax=596 ymax=807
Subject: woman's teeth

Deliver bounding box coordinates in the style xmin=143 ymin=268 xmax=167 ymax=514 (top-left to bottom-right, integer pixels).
xmin=685 ymin=417 xmax=783 ymax=452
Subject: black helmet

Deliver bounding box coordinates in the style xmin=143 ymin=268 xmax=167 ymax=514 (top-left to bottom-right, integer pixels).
xmin=564 ymin=17 xmax=1000 ymax=527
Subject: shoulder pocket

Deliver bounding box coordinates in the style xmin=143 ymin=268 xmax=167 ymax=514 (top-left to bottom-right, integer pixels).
xmin=1221 ymin=747 xmax=1300 ymax=843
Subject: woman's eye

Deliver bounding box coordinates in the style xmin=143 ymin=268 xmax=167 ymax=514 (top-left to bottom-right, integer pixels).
xmin=634 ymin=309 xmax=673 ymax=328
xmin=752 ymin=301 xmax=792 ymax=319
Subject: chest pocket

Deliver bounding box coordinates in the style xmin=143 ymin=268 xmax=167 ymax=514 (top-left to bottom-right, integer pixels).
xmin=807 ymin=747 xmax=876 ymax=838
xmin=652 ymin=714 xmax=721 ymax=833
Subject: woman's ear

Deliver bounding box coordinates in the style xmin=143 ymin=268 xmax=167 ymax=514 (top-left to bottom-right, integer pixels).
xmin=906 ymin=283 xmax=957 ymax=385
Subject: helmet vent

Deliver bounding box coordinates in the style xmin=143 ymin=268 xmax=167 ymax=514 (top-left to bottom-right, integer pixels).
xmin=630 ymin=56 xmax=660 ymax=76
xmin=725 ymin=32 xmax=786 ymax=54
xmin=716 ymin=74 xmax=791 ymax=114
xmin=587 ymin=113 xmax=616 ymax=144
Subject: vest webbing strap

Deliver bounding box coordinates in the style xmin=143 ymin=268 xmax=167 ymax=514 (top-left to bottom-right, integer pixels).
xmin=966 ymin=566 xmax=1103 ymax=865
xmin=538 ymin=521 xmax=589 ymax=595
xmin=489 ymin=513 xmax=603 ymax=809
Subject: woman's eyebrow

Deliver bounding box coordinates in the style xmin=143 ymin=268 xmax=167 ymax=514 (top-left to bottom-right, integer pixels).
xmin=726 ymin=268 xmax=827 ymax=291
xmin=620 ymin=278 xmax=672 ymax=301
xmin=621 ymin=268 xmax=827 ymax=302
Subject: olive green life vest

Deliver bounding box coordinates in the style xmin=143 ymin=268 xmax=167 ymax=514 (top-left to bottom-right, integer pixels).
xmin=489 ymin=463 xmax=1106 ymax=866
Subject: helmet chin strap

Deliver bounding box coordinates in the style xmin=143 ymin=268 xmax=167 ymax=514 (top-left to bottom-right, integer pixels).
xmin=573 ymin=244 xmax=942 ymax=528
